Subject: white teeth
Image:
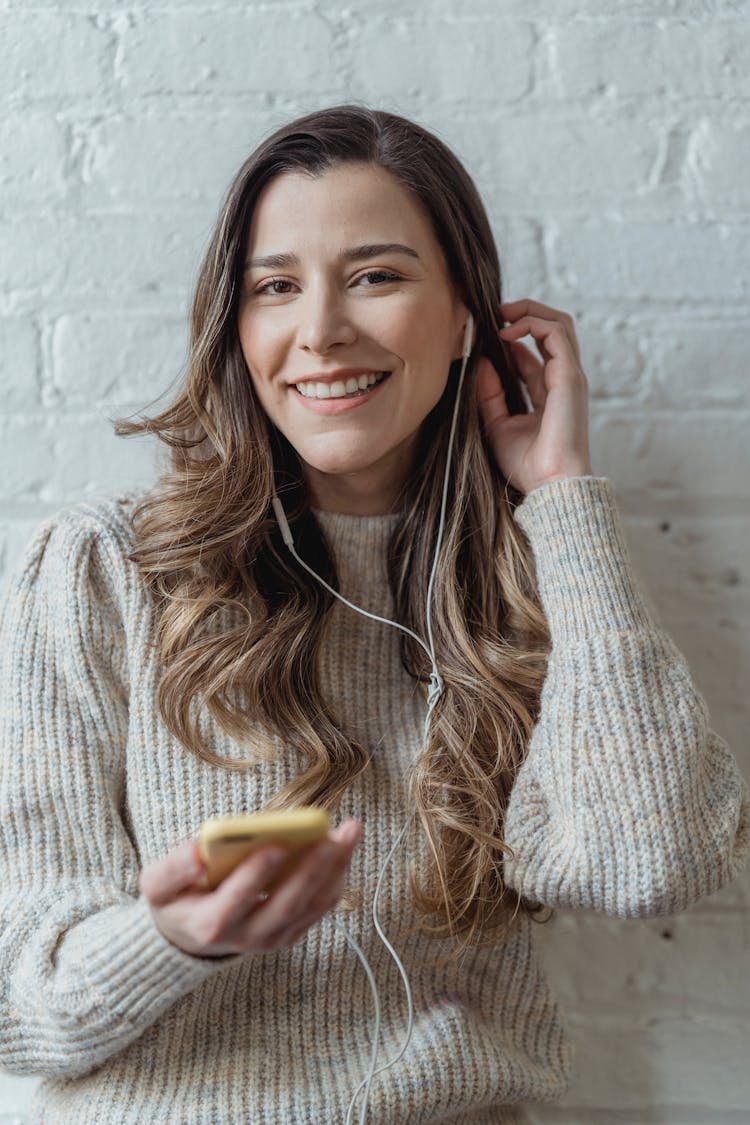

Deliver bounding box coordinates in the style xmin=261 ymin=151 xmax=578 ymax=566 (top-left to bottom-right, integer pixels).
xmin=295 ymin=372 xmax=389 ymax=399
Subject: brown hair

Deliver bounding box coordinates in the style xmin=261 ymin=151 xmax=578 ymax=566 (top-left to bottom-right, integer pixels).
xmin=116 ymin=104 xmax=553 ymax=961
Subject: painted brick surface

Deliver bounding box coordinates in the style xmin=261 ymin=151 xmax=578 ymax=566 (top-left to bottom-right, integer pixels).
xmin=0 ymin=1 xmax=747 ymax=1122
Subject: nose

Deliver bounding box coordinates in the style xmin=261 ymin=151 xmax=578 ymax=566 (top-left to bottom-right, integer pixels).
xmin=295 ymin=284 xmax=356 ymax=355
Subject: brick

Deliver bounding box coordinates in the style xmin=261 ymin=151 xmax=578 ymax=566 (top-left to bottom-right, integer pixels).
xmin=0 ymin=12 xmax=112 ymax=105
xmin=51 ymin=314 xmax=189 ymax=407
xmin=642 ymin=318 xmax=750 ymax=407
xmin=0 ymin=417 xmax=55 ymax=502
xmin=348 ymin=17 xmax=532 ymax=103
xmin=688 ymin=119 xmax=750 ymax=212
xmin=0 ymin=518 xmax=49 ymax=597
xmin=437 ymin=112 xmax=657 ymax=207
xmin=0 ymin=319 xmax=38 ymax=409
xmin=339 ymin=0 xmax=744 ymax=14
xmin=118 ymin=11 xmax=337 ymax=96
xmin=576 ymin=320 xmax=647 ymax=400
xmin=0 ymin=115 xmax=68 ymax=204
xmin=0 ymin=214 xmax=202 ymax=306
xmin=49 ymin=417 xmax=159 ymax=504
xmin=0 ymin=416 xmax=157 ymax=504
xmin=487 ymin=217 xmax=546 ymax=298
xmin=542 ymin=21 xmax=750 ymax=100
xmin=551 ymin=221 xmax=750 ymax=302
xmin=82 ymin=114 xmax=269 ymax=204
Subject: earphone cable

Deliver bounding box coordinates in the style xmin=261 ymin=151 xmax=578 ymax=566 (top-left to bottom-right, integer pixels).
xmin=273 ymin=316 xmax=474 ymax=1123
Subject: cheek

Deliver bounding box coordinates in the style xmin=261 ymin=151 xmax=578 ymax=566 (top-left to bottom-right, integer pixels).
xmin=238 ymin=318 xmax=281 ymax=390
xmin=382 ymin=305 xmax=448 ymax=374
xmin=405 ymin=314 xmax=458 ymax=393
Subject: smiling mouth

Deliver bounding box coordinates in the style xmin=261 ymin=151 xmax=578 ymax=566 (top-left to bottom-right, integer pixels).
xmin=293 ymin=371 xmax=391 ymax=400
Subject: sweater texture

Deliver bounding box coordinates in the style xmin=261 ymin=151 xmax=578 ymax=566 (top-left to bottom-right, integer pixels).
xmin=0 ymin=475 xmax=747 ymax=1124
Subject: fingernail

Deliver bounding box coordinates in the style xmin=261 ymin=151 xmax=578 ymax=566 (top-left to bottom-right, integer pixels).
xmin=339 ymin=821 xmax=361 ymax=846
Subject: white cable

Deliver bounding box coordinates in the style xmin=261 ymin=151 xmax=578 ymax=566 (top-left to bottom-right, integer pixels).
xmin=346 ymin=338 xmax=474 ymax=1121
xmin=279 ymin=549 xmax=436 ymax=671
xmin=425 ymin=326 xmax=472 ymax=669
xmin=339 ymin=821 xmax=409 ymax=1124
xmin=274 ymin=320 xmax=474 ymax=1123
xmin=330 ymin=916 xmax=382 ymax=1125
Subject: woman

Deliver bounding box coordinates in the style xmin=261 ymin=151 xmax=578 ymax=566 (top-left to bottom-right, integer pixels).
xmin=0 ymin=105 xmax=747 ymax=1124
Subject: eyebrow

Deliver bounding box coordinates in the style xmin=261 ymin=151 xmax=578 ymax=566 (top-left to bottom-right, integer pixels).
xmin=244 ymin=242 xmax=421 ymax=271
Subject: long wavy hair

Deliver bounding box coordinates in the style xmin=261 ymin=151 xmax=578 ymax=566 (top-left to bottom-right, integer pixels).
xmin=116 ymin=105 xmax=554 ymax=960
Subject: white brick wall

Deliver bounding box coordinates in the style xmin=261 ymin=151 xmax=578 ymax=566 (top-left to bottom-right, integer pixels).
xmin=0 ymin=2 xmax=748 ymax=1122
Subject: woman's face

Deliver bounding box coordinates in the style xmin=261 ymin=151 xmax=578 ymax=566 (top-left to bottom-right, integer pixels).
xmin=237 ymin=161 xmax=469 ymax=515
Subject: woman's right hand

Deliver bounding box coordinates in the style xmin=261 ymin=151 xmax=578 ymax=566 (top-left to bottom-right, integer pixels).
xmin=138 ymin=818 xmax=363 ymax=959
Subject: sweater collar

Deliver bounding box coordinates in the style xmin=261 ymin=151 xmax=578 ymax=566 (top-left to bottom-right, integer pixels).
xmin=311 ymin=507 xmax=401 ymax=602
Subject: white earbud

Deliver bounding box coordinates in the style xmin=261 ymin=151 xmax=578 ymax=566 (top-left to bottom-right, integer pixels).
xmin=462 ymin=313 xmax=474 ymax=360
xmin=271 ymin=494 xmax=294 ymax=547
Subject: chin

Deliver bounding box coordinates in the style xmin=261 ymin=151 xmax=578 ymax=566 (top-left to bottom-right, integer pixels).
xmin=304 ymin=457 xmax=379 ymax=478
xmin=300 ymin=443 xmax=392 ymax=478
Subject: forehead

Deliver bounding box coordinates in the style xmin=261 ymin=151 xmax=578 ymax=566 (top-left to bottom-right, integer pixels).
xmin=245 ymin=162 xmax=444 ymax=262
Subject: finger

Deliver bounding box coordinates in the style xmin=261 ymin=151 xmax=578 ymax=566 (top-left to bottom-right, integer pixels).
xmin=499 ymin=316 xmax=575 ymax=369
xmin=505 ymin=337 xmax=543 ymax=377
xmin=329 ymin=818 xmax=363 ymax=848
xmin=257 ymin=835 xmax=353 ymax=932
xmin=237 ymin=823 xmax=360 ymax=943
xmin=260 ymin=912 xmax=318 ymax=952
xmin=139 ymin=839 xmax=205 ymax=906
xmin=500 ymin=301 xmax=580 ymax=361
xmin=256 ymin=876 xmax=345 ymax=951
xmin=476 ymin=358 xmax=509 ymax=423
xmin=501 ymin=298 xmax=569 ymax=320
xmin=209 ymin=845 xmax=289 ymax=931
xmin=506 ymin=340 xmax=548 ymax=410
xmin=296 ymin=865 xmax=347 ymax=919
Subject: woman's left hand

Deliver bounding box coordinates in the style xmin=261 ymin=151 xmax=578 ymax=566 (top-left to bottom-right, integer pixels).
xmin=476 ymin=299 xmax=594 ymax=496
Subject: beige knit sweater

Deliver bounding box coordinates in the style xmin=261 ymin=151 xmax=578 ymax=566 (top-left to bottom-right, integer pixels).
xmin=0 ymin=475 xmax=747 ymax=1124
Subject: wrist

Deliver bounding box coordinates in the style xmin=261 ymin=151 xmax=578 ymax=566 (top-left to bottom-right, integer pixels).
xmin=526 ymin=467 xmax=594 ymax=494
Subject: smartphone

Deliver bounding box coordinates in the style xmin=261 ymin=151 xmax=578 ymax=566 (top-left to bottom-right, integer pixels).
xmin=197 ymin=807 xmax=331 ymax=890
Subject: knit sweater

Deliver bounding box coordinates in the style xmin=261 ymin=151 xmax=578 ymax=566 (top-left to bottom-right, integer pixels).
xmin=0 ymin=475 xmax=747 ymax=1125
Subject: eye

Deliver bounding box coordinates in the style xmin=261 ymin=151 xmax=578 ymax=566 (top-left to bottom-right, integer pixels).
xmin=357 ymin=270 xmax=401 ymax=286
xmin=254 ymin=278 xmax=295 ymax=296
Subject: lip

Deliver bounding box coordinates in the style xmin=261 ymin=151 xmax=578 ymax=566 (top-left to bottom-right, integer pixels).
xmin=291 ymin=371 xmax=392 ymax=415
xmin=288 ymin=367 xmax=390 ymax=387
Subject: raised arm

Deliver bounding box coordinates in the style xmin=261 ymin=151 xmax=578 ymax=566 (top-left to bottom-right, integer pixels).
xmin=502 ymin=476 xmax=750 ymax=918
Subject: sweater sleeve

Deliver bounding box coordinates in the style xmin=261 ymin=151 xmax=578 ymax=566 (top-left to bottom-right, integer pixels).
xmin=502 ymin=476 xmax=750 ymax=918
xmin=0 ymin=504 xmax=224 ymax=1079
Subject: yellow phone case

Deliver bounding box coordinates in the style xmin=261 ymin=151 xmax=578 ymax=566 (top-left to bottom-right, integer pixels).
xmin=197 ymin=807 xmax=331 ymax=890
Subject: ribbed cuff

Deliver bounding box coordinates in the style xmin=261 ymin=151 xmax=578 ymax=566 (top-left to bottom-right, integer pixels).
xmin=512 ymin=476 xmax=657 ymax=639
xmin=52 ymin=895 xmax=236 ymax=1028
